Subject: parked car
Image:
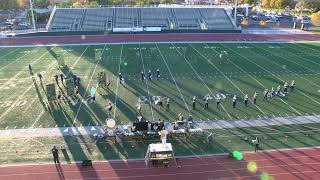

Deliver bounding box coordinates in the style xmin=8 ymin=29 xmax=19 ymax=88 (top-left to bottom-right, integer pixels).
xmin=18 ymin=22 xmax=30 ymax=27
xmin=5 ymin=19 xmax=14 ymax=25
xmin=250 ymin=15 xmax=259 ymax=20
xmin=266 ymin=19 xmax=280 ymax=23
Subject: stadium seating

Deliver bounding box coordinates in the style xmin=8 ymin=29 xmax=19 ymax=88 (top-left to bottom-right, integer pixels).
xmin=82 ymin=8 xmax=114 ymax=31
xmin=140 ymin=8 xmax=174 ymax=29
xmin=114 ymin=8 xmax=140 ymax=28
xmin=200 ymin=8 xmax=235 ymax=30
xmin=47 ymin=7 xmax=237 ymax=32
xmin=49 ymin=8 xmax=85 ymax=31
xmin=172 ymin=8 xmax=201 ymax=29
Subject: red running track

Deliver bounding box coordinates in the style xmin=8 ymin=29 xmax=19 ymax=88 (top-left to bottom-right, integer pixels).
xmin=1 ymin=147 xmax=320 ymax=180
xmin=1 ymin=33 xmax=320 ymax=46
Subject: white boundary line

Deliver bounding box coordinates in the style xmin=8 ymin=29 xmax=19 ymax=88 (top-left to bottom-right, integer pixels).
xmin=113 ymin=44 xmax=124 ymax=119
xmin=155 ymin=44 xmax=191 ymax=113
xmin=189 ymin=44 xmax=265 ymax=115
xmin=220 ymin=43 xmax=303 ymax=116
xmin=0 ymin=61 xmax=58 ymax=122
xmin=22 ymin=47 xmax=72 ymax=114
xmin=279 ymin=43 xmax=320 ymax=67
xmin=1 ymin=40 xmax=319 ymax=48
xmin=26 ymin=46 xmax=89 ymax=128
xmin=172 ymin=43 xmax=232 ymax=119
xmin=0 ymin=48 xmax=20 ymax=60
xmin=139 ymin=44 xmax=155 ymax=121
xmin=246 ymin=43 xmax=320 ymax=106
xmin=27 ymin=45 xmax=86 ymax=128
xmin=0 ymin=146 xmax=320 ymax=168
xmin=73 ymin=45 xmax=107 ymax=124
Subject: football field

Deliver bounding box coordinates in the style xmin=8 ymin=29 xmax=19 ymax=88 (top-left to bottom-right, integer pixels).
xmin=1 ymin=42 xmax=320 ymax=128
xmin=1 ymin=42 xmax=320 ymax=163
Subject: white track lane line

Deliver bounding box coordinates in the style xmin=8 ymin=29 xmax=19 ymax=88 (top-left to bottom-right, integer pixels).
xmin=139 ymin=44 xmax=155 ymax=121
xmin=155 ymin=44 xmax=191 ymax=113
xmin=113 ymin=44 xmax=124 ymax=119
xmin=172 ymin=43 xmax=232 ymax=119
xmin=189 ymin=44 xmax=265 ymax=115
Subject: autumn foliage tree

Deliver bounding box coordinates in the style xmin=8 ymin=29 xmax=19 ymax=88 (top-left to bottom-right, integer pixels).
xmin=311 ymin=11 xmax=320 ymax=26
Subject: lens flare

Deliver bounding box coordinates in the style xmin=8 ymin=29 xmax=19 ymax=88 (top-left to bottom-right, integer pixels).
xmin=247 ymin=161 xmax=258 ymax=173
xmin=232 ymin=150 xmax=243 ymax=161
xmin=260 ymin=172 xmax=274 ymax=180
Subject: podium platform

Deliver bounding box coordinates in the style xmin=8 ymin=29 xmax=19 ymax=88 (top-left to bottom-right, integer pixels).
xmin=145 ymin=143 xmax=177 ymax=168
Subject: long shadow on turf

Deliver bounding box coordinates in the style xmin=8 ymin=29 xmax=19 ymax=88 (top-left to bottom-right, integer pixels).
xmin=32 ymin=77 xmax=47 ymax=111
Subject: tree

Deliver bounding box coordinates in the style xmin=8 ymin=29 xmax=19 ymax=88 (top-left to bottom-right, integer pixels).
xmin=274 ymin=0 xmax=291 ymax=9
xmin=269 ymin=0 xmax=277 ymax=8
xmin=33 ymin=0 xmax=50 ymax=7
xmin=243 ymin=0 xmax=254 ymax=5
xmin=311 ymin=11 xmax=320 ymax=26
xmin=261 ymin=0 xmax=270 ymax=8
xmin=296 ymin=0 xmax=320 ymax=12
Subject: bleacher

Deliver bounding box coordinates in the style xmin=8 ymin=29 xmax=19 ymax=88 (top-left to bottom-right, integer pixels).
xmin=49 ymin=8 xmax=84 ymax=31
xmin=114 ymin=8 xmax=140 ymax=28
xmin=141 ymin=8 xmax=174 ymax=29
xmin=47 ymin=7 xmax=238 ymax=32
xmin=200 ymin=8 xmax=235 ymax=30
xmin=82 ymin=8 xmax=114 ymax=31
xmin=173 ymin=8 xmax=201 ymax=29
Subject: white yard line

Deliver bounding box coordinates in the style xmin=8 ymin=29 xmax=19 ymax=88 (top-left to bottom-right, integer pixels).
xmin=27 ymin=137 xmax=44 ymax=146
xmin=25 ymin=46 xmax=89 ymax=128
xmin=1 ymin=46 xmax=89 ymax=125
xmin=0 ymin=62 xmax=58 ymax=122
xmin=30 ymin=109 xmax=45 ymax=128
xmin=0 ymin=48 xmax=42 ymax=72
xmin=22 ymin=48 xmax=72 ymax=113
xmin=248 ymin=43 xmax=320 ymax=106
xmin=172 ymin=43 xmax=232 ymax=119
xmin=73 ymin=45 xmax=107 ymax=124
xmin=292 ymin=42 xmax=320 ymax=53
xmin=189 ymin=44 xmax=265 ymax=115
xmin=66 ymin=46 xmax=90 ymax=77
xmin=220 ymin=43 xmax=302 ymax=116
xmin=113 ymin=44 xmax=124 ymax=119
xmin=0 ymin=48 xmax=20 ymax=60
xmin=279 ymin=43 xmax=320 ymax=67
xmin=155 ymin=44 xmax=191 ymax=113
xmin=0 ymin=47 xmax=62 ymax=122
xmin=0 ymin=48 xmax=47 ymax=94
xmin=139 ymin=44 xmax=155 ymax=121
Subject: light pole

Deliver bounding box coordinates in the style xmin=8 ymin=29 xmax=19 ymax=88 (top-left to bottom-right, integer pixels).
xmin=234 ymin=0 xmax=238 ymax=23
xmin=29 ymin=0 xmax=36 ymax=31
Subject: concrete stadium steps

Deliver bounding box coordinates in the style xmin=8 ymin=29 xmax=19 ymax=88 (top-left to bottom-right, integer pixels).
xmin=47 ymin=7 xmax=237 ymax=32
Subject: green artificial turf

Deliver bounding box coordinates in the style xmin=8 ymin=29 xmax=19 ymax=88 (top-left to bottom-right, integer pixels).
xmin=1 ymin=42 xmax=320 ymax=128
xmin=0 ymin=42 xmax=320 ymax=163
